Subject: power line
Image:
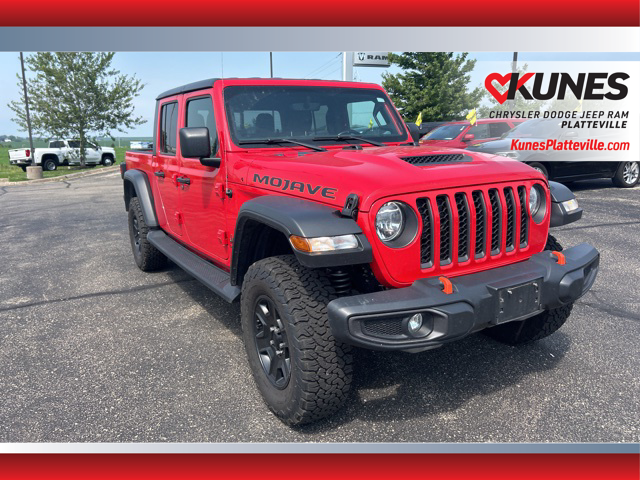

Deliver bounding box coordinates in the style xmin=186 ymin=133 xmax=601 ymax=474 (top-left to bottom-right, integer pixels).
xmin=319 ymin=65 xmax=343 ymax=80
xmin=303 ymin=53 xmax=341 ymax=79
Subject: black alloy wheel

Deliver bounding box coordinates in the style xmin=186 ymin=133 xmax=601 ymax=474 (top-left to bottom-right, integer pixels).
xmin=252 ymin=295 xmax=291 ymax=389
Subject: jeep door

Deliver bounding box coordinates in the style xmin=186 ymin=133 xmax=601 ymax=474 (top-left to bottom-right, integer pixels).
xmin=179 ymin=92 xmax=228 ymax=261
xmin=154 ymin=98 xmax=184 ymax=236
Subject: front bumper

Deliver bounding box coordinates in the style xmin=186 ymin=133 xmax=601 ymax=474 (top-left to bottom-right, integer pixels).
xmin=328 ymin=244 xmax=599 ymax=351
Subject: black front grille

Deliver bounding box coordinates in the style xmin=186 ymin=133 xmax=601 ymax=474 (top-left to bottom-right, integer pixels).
xmin=416 ymin=183 xmax=530 ymax=270
xmin=400 ymin=154 xmax=471 ymax=165
xmin=455 ymin=193 xmax=470 ymax=261
xmin=436 ymin=195 xmax=452 ymax=265
xmin=417 ymin=198 xmax=433 ymax=266
xmin=363 ymin=318 xmax=403 ymax=337
xmin=489 ymin=189 xmax=502 ymax=254
xmin=518 ymin=186 xmax=528 ymax=247
xmin=472 ymin=191 xmax=486 ymax=257
xmin=504 ymin=187 xmax=516 ymax=251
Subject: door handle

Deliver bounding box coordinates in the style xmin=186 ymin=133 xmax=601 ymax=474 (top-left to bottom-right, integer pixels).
xmin=176 ymin=176 xmax=191 ymax=185
xmin=154 ymin=171 xmax=165 ymax=178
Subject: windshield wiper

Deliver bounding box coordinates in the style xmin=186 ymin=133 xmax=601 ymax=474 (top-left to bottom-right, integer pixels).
xmin=312 ymin=134 xmax=384 ymax=147
xmin=238 ymin=138 xmax=327 ymax=152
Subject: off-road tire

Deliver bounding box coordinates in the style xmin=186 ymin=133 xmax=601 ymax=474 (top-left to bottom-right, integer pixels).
xmin=240 ymin=255 xmax=353 ymax=426
xmin=545 ymin=234 xmax=563 ymax=252
xmin=127 ymin=197 xmax=167 ymax=271
xmin=612 ymin=161 xmax=639 ymax=188
xmin=484 ymin=234 xmax=572 ymax=345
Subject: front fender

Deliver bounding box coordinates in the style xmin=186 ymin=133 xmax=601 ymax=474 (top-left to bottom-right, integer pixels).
xmin=231 ymin=196 xmax=373 ymax=282
xmin=549 ymin=181 xmax=583 ymax=227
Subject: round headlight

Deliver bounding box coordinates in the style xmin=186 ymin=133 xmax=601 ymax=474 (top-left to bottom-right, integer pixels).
xmin=529 ymin=186 xmax=541 ymax=216
xmin=376 ymin=202 xmax=405 ymax=241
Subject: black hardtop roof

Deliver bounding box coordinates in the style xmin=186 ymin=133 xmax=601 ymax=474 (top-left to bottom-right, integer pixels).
xmin=155 ymin=78 xmax=379 ymax=101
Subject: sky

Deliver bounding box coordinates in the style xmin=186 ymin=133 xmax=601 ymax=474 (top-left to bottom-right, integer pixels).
xmin=0 ymin=51 xmax=638 ymax=137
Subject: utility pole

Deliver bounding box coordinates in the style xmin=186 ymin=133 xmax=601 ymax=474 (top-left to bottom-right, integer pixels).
xmin=20 ymin=52 xmax=41 ymax=178
xmin=509 ymin=52 xmax=518 ymax=109
xmin=270 ymin=52 xmax=273 ymax=78
xmin=342 ymin=52 xmax=354 ymax=82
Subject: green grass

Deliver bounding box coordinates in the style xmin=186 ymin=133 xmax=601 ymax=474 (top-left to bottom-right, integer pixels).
xmin=0 ymin=146 xmax=128 ymax=182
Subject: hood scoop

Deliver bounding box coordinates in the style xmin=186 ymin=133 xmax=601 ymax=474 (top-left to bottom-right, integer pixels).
xmin=399 ymin=153 xmax=472 ymax=165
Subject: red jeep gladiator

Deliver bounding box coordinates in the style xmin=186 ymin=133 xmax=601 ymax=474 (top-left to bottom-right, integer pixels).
xmin=122 ymin=78 xmax=599 ymax=425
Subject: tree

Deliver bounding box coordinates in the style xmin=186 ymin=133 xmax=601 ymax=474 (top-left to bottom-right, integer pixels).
xmin=8 ymin=52 xmax=145 ymax=165
xmin=381 ymin=52 xmax=484 ymax=122
xmin=478 ymin=64 xmax=547 ymax=117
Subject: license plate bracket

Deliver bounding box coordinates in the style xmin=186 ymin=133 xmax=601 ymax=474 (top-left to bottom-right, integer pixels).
xmin=495 ymin=280 xmax=542 ymax=324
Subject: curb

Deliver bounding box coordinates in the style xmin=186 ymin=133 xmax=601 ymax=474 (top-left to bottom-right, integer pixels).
xmin=2 ymin=165 xmax=121 ymax=186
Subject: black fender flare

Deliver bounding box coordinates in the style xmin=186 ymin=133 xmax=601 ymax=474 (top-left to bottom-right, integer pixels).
xmin=549 ymin=181 xmax=582 ymax=227
xmin=123 ymin=169 xmax=158 ymax=228
xmin=231 ymin=196 xmax=373 ymax=284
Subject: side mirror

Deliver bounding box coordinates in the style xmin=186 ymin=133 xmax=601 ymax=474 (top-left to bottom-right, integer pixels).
xmin=463 ymin=133 xmax=475 ymax=141
xmin=406 ymin=123 xmax=421 ymax=145
xmin=179 ymin=127 xmax=220 ymax=168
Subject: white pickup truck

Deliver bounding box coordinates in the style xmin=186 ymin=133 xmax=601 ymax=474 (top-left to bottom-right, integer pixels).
xmin=8 ymin=140 xmax=116 ymax=172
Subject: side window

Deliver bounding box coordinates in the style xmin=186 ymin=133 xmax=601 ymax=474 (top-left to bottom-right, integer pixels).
xmin=468 ymin=123 xmax=491 ymax=140
xmin=489 ymin=122 xmax=512 ymax=137
xmin=186 ymin=96 xmax=218 ymax=156
xmin=160 ymin=102 xmax=178 ymax=154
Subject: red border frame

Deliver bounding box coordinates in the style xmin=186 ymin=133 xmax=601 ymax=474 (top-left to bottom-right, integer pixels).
xmin=1 ymin=0 xmax=639 ymax=27
xmin=1 ymin=453 xmax=638 ymax=479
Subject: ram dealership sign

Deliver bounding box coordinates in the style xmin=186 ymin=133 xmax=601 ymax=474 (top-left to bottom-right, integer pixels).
xmin=353 ymin=52 xmax=390 ymax=68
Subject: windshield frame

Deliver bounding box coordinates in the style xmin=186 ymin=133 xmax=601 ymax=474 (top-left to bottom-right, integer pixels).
xmin=223 ymin=85 xmax=409 ymax=149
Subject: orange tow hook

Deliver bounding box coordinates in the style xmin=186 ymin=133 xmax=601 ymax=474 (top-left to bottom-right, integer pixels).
xmin=551 ymin=251 xmax=566 ymax=265
xmin=439 ymin=276 xmax=453 ymax=294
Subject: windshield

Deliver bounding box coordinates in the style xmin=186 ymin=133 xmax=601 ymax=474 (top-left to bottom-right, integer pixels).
xmin=423 ymin=124 xmax=466 ymax=140
xmin=506 ymin=119 xmax=563 ymax=139
xmin=224 ymin=86 xmax=408 ymax=148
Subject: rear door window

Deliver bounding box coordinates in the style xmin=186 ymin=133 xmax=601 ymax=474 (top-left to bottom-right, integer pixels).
xmin=160 ymin=102 xmax=179 ymax=155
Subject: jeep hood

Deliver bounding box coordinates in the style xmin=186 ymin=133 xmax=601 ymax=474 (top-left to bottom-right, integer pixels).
xmin=244 ymin=145 xmax=545 ymax=212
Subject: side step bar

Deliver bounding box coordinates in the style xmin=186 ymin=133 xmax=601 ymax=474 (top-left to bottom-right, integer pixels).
xmin=147 ymin=230 xmax=241 ymax=303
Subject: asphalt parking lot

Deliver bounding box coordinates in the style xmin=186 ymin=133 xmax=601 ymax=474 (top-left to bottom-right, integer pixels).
xmin=0 ymin=172 xmax=638 ymax=443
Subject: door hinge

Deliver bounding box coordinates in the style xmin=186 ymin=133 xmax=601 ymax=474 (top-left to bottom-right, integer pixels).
xmin=175 ymin=212 xmax=184 ymax=224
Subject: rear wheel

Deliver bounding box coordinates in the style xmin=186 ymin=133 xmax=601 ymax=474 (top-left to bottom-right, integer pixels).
xmin=612 ymin=161 xmax=639 ymax=188
xmin=484 ymin=234 xmax=572 ymax=345
xmin=42 ymin=158 xmax=57 ymax=171
xmin=128 ymin=197 xmax=167 ymax=271
xmin=240 ymin=255 xmax=353 ymax=425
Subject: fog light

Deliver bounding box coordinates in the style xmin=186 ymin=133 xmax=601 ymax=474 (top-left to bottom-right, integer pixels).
xmin=407 ymin=313 xmax=423 ymax=334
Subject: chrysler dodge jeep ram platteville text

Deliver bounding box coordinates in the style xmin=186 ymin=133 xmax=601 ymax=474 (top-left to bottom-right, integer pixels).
xmin=121 ymin=78 xmax=599 ymax=425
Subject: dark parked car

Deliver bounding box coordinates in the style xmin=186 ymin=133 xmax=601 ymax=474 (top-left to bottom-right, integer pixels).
xmin=467 ymin=119 xmax=639 ymax=188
